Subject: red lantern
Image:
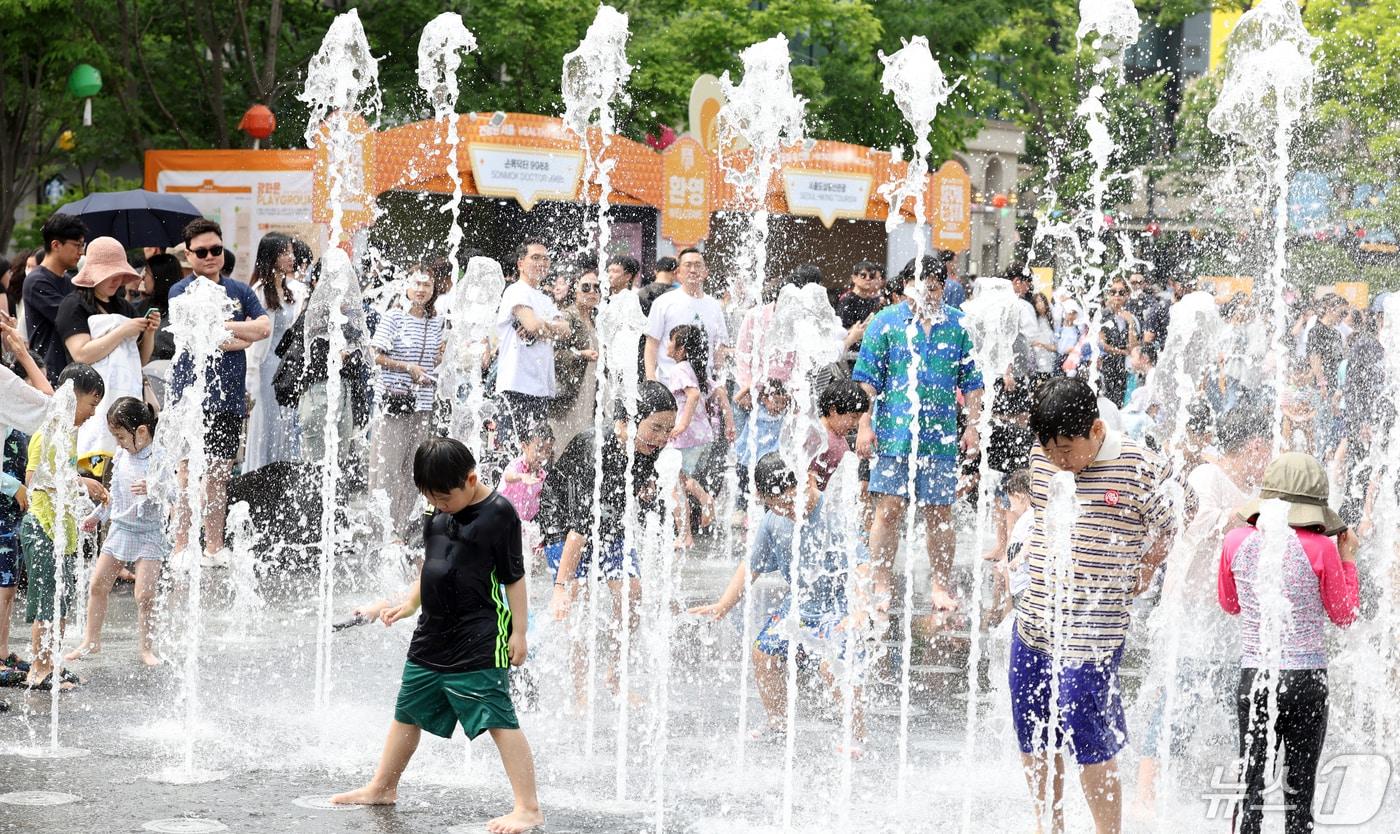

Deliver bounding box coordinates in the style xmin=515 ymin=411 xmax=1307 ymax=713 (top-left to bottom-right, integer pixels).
xmin=238 ymin=104 xmax=276 ymax=147
xmin=1145 ymin=221 xmax=1161 ymax=237
xmin=991 ymin=193 xmax=1008 ymax=208
xmin=645 ymin=125 xmax=677 ymax=152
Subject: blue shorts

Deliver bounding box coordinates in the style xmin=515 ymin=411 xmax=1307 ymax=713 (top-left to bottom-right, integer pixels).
xmin=754 ymin=600 xmax=851 ymax=661
xmin=1009 ymin=627 xmax=1127 ymax=766
xmin=867 ymin=454 xmax=958 ymax=506
xmin=544 ymin=537 xmax=639 ymax=582
xmin=0 ymin=530 xmax=16 ymax=588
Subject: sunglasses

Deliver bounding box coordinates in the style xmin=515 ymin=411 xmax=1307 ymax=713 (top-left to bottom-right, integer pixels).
xmin=1107 ymin=289 xmax=1129 ymax=296
xmin=189 ymin=245 xmax=224 ymax=259
xmin=579 ymin=283 xmax=600 ymax=292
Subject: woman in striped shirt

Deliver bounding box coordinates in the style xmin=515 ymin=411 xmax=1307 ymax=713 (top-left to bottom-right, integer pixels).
xmin=370 ymin=270 xmax=445 ymax=546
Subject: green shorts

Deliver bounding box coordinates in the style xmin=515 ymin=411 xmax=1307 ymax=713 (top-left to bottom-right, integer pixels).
xmin=20 ymin=514 xmax=76 ymax=623
xmin=394 ymin=661 xmax=520 ymax=740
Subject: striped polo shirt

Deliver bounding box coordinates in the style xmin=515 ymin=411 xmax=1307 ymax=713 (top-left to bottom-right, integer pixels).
xmin=372 ymin=309 xmax=445 ymax=412
xmin=1014 ymin=430 xmax=1174 ymax=663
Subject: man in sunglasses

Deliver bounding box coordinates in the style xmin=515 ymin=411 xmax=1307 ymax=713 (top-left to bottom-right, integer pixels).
xmin=167 ymin=218 xmax=272 ymax=569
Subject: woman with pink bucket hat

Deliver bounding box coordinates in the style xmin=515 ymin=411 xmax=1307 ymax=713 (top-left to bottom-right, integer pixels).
xmin=54 ymin=236 xmax=160 ymax=471
xmin=1218 ymin=451 xmax=1361 ymax=834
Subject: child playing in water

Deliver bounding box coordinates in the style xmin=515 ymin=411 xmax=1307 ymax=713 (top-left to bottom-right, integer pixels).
xmin=807 ymin=379 xmax=870 ymax=498
xmin=660 ymin=324 xmax=718 ymax=539
xmin=333 ymin=437 xmax=541 ymax=834
xmin=732 ymin=379 xmax=790 ymax=528
xmin=21 ymin=364 xmax=108 ymax=689
xmin=66 ymin=398 xmax=165 ymax=667
xmin=499 ymin=422 xmax=552 ymax=524
xmin=1218 ymin=452 xmax=1359 ymax=834
xmin=689 ymin=453 xmax=871 ymax=756
xmin=661 ymin=324 xmax=715 ymax=475
xmin=984 ymin=468 xmax=1033 ymax=629
xmin=499 ymin=422 xmax=552 ymax=572
xmin=1282 ymin=356 xmax=1321 ymax=454
xmin=1011 ymin=377 xmax=1174 ymax=834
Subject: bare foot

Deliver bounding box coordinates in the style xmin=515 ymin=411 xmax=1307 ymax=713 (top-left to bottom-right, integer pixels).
xmin=330 ymin=783 xmax=397 ymax=805
xmin=64 ymin=643 xmax=100 ymax=662
xmin=486 ymin=806 xmax=543 ymax=833
xmin=140 ymin=650 xmax=162 ymax=667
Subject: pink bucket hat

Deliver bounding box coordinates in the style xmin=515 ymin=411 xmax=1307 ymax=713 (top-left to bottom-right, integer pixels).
xmin=73 ymin=236 xmax=140 ymax=288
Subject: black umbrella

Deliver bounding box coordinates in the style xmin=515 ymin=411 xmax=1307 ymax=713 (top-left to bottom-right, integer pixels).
xmin=58 ymin=189 xmax=204 ymax=249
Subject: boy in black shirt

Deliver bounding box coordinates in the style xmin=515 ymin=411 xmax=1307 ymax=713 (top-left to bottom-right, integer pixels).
xmin=333 ymin=437 xmax=542 ymax=834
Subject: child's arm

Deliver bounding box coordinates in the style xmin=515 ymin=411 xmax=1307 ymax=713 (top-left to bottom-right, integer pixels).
xmin=671 ymin=386 xmax=699 ymax=438
xmin=1218 ymin=541 xmax=1241 ymax=615
xmin=504 ymin=578 xmax=528 ymax=665
xmin=379 ymin=579 xmax=423 ymax=626
xmin=688 ymin=562 xmax=752 ymax=620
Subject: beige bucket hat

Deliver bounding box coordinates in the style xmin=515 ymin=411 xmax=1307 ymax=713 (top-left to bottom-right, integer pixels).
xmin=1235 ymin=452 xmax=1346 ymax=536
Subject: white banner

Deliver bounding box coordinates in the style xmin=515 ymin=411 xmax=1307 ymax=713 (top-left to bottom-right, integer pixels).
xmin=781 ymin=169 xmax=872 ymax=228
xmin=154 ymin=169 xmax=318 ymax=283
xmin=468 ymin=144 xmax=583 ymax=210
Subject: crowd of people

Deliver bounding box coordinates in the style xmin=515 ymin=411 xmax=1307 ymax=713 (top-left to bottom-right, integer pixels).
xmin=0 ymin=211 xmax=1389 ymax=834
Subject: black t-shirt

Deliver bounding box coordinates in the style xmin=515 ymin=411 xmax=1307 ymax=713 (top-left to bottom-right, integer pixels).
xmin=22 ymin=266 xmax=75 ymax=384
xmin=637 ymin=280 xmax=674 ymax=317
xmin=407 ymin=491 xmax=525 ymax=673
xmin=55 ymin=292 xmax=138 ymax=368
xmin=535 ymin=427 xmax=659 ymax=544
xmin=1306 ymin=322 xmax=1344 ymax=391
xmin=835 ymin=291 xmax=883 ymax=330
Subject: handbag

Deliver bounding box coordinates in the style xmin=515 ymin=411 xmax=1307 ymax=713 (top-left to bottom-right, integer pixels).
xmin=383 ymin=313 xmax=434 ymax=416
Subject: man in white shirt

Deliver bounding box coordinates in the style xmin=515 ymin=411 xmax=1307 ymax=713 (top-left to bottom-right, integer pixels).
xmin=643 ymin=247 xmax=736 ymax=443
xmin=643 ymin=247 xmax=729 ymax=382
xmin=495 ymin=239 xmax=569 ymax=453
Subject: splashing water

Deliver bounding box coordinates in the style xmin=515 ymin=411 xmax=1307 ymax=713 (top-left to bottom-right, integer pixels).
xmin=298 ymin=10 xmax=381 ymax=727
xmin=718 ymin=36 xmax=806 ymax=312
xmin=1027 ymin=0 xmax=1140 ymax=394
xmin=878 ymin=36 xmax=959 ymax=243
xmin=957 ymin=276 xmax=1032 ymax=828
xmin=876 ymin=35 xmax=960 ymax=806
xmin=561 ymin=2 xmax=631 ymax=278
xmin=299 ymin=9 xmax=382 ymax=249
xmin=439 ymin=256 xmax=506 ymax=452
xmin=769 ymin=282 xmax=844 ymax=831
xmin=1076 ymin=0 xmax=1141 ymax=73
xmin=561 ymin=6 xmax=634 ymax=783
xmin=21 ymin=383 xmax=83 ymax=757
xmin=301 ymin=247 xmax=369 ymax=722
xmin=1208 ymin=0 xmax=1318 ymax=450
xmin=417 ymin=13 xmax=477 ymax=284
xmin=151 ymin=276 xmax=237 ymax=780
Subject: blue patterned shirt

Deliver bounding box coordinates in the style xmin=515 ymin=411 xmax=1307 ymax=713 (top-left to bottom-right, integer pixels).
xmin=851 ymin=302 xmax=981 ymax=458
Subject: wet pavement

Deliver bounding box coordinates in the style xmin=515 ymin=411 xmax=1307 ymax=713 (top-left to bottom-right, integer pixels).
xmin=2 ymin=532 xmax=1391 ymax=832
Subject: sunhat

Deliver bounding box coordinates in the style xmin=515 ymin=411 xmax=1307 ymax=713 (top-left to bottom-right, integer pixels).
xmin=72 ymin=237 xmax=140 ymax=288
xmin=1235 ymin=452 xmax=1346 ymax=536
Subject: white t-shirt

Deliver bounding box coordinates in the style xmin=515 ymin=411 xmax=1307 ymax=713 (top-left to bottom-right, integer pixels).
xmin=494 ymin=281 xmax=561 ymax=398
xmin=645 ymin=289 xmax=730 ymax=378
